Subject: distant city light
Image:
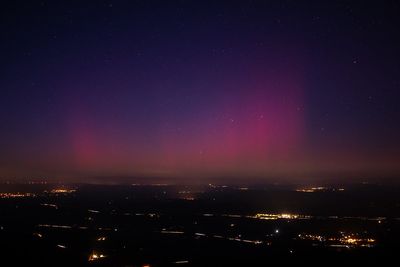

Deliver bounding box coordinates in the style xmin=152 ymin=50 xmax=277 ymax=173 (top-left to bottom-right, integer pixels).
xmin=298 ymin=232 xmax=376 ymax=248
xmin=295 ymin=187 xmax=346 ymax=193
xmin=173 ymin=260 xmax=189 ymax=264
xmin=49 ymin=188 xmax=76 ymax=194
xmin=253 ymin=213 xmax=311 ymax=220
xmin=88 ymin=251 xmax=107 ymax=261
xmin=0 ymin=192 xmax=35 ymax=198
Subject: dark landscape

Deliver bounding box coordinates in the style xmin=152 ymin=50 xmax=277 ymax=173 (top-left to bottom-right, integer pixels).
xmin=1 ymin=182 xmax=399 ymax=266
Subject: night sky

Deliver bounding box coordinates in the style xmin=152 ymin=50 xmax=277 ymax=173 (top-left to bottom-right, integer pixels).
xmin=1 ymin=1 xmax=400 ymax=182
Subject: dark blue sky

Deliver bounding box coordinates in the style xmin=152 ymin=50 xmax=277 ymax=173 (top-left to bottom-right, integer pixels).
xmin=1 ymin=1 xmax=399 ymax=182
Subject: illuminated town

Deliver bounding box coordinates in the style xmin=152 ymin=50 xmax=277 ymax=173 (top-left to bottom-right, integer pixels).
xmin=0 ymin=192 xmax=36 ymax=198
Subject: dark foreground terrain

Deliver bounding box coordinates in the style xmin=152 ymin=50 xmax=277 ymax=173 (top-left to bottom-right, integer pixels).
xmin=0 ymin=182 xmax=399 ymax=266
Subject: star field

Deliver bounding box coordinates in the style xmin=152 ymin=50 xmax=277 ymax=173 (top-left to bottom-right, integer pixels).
xmin=1 ymin=1 xmax=400 ymax=182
